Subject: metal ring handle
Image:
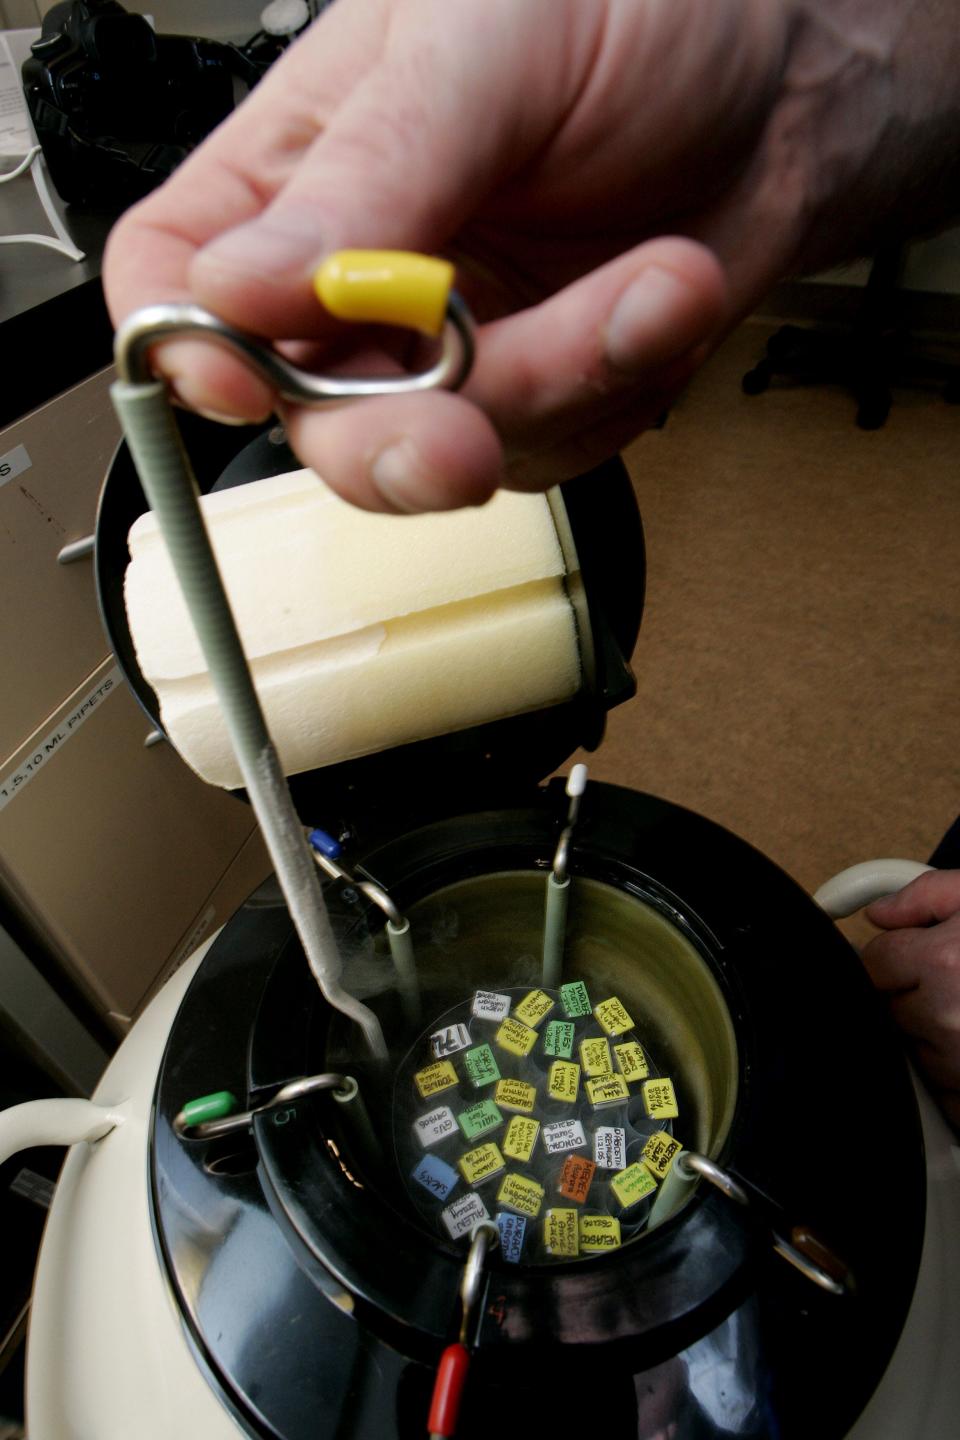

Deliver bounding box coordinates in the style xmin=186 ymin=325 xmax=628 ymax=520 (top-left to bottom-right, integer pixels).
xmin=310 ymin=849 xmax=405 ymax=929
xmin=676 ymin=1150 xmax=749 ymax=1206
xmin=676 ymin=1151 xmax=851 ymax=1296
xmin=174 ymin=1071 xmax=354 ymax=1139
xmin=113 ymin=294 xmax=475 ymax=398
xmin=459 ymin=1222 xmax=498 ymax=1342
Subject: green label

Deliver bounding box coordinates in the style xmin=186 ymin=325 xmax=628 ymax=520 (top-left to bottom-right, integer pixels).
xmin=542 ymin=1020 xmax=575 ymax=1058
xmin=457 ymin=1098 xmax=504 ymax=1141
xmin=463 ymin=1043 xmax=501 ymax=1088
xmin=559 ymin=980 xmax=591 ymax=1018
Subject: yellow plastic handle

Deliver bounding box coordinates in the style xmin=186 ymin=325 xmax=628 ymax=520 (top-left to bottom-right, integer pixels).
xmin=313 ymin=250 xmax=455 ymax=337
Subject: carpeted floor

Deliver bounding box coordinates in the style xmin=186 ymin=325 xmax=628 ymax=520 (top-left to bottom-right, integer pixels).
xmin=567 ymin=317 xmax=960 ymax=945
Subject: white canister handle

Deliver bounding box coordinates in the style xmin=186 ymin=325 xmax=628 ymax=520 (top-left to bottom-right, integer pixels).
xmin=813 ymin=859 xmax=933 ymax=920
xmin=0 ymin=1097 xmax=121 ymax=1168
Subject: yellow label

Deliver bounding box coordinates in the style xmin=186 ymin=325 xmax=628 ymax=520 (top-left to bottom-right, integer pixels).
xmin=497 ymin=1172 xmax=545 ymax=1219
xmin=502 ymin=1115 xmax=540 ymax=1164
xmin=611 ymin=1162 xmax=657 ymax=1211
xmin=642 ymin=1077 xmax=679 ymax=1119
xmin=414 ymin=1060 xmax=459 ymax=1099
xmin=544 ymin=1208 xmax=579 ymax=1257
xmin=594 ymin=997 xmax=635 ymax=1036
xmin=458 ymin=1142 xmax=505 ymax=1186
xmin=585 ymin=1074 xmax=630 ymax=1108
xmin=514 ymin=989 xmax=554 ymax=1028
xmin=495 ymin=1017 xmax=538 ymax=1057
xmin=494 ymin=1079 xmax=537 ymax=1114
xmin=579 ymin=1214 xmax=622 ymax=1252
xmin=614 ymin=1040 xmax=649 ymax=1082
xmin=640 ymin=1131 xmax=682 ymax=1180
xmin=579 ymin=1037 xmax=612 ymax=1077
xmin=547 ymin=1060 xmax=581 ymax=1103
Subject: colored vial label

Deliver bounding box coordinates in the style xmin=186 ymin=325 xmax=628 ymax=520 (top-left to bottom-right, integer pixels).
xmin=547 ymin=1060 xmax=581 ymax=1103
xmin=642 ymin=1078 xmax=679 ymax=1119
xmin=415 ymin=1061 xmax=459 ymax=1099
xmin=614 ymin=1040 xmax=649 ymax=1082
xmin=497 ymin=1172 xmax=545 ymax=1219
xmin=463 ymin=1044 xmax=501 ymax=1089
xmin=495 ymin=1017 xmax=538 ymax=1057
xmin=559 ymin=980 xmax=592 ymax=1018
xmin=542 ymin=1020 xmax=575 ymax=1059
xmin=579 ymin=1037 xmax=612 ymax=1076
xmin=457 ymin=1099 xmax=504 ymax=1141
xmin=585 ymin=1074 xmax=630 ymax=1108
xmin=611 ymin=1162 xmax=657 ymax=1211
xmin=442 ymin=1192 xmax=490 ymax=1239
xmin=471 ymin=990 xmax=511 ymax=1022
xmin=558 ymin=1156 xmax=596 ymax=1204
xmin=641 ymin=1131 xmax=682 ymax=1180
xmin=544 ymin=1208 xmax=579 ymax=1257
xmin=593 ymin=1126 xmax=627 ymax=1170
xmin=430 ymin=1023 xmax=472 ymax=1059
xmin=503 ymin=1116 xmax=540 ymax=1164
xmin=594 ymin=997 xmax=635 ymax=1036
xmin=411 ymin=1153 xmax=459 ymax=1201
xmin=514 ymin=989 xmax=555 ymax=1028
xmin=496 ymin=1211 xmax=527 ymax=1263
xmin=542 ymin=1119 xmax=587 ymax=1155
xmin=494 ymin=1078 xmax=537 ymax=1114
xmin=580 ymin=1214 xmax=622 ymax=1252
xmin=458 ymin=1143 xmax=505 ymax=1186
xmin=414 ymin=1106 xmax=457 ymax=1147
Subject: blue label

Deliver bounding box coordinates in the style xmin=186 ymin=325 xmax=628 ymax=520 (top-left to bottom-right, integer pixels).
xmin=496 ymin=1211 xmax=527 ymax=1263
xmin=411 ymin=1153 xmax=459 ymax=1201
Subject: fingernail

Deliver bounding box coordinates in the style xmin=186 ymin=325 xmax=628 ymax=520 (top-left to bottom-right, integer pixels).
xmin=369 ymin=439 xmax=431 ymax=512
xmin=605 ymin=266 xmax=698 ymax=372
xmin=198 ymin=212 xmax=321 ymax=278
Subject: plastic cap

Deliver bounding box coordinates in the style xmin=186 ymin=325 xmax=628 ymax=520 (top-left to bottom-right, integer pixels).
xmin=261 ymin=0 xmax=310 ymax=36
xmin=566 ymin=763 xmax=588 ymax=798
xmin=314 ymin=250 xmax=455 ymax=336
xmin=308 ymin=827 xmax=343 ymax=860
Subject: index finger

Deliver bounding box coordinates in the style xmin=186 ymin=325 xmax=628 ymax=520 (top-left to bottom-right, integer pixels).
xmin=102 ymin=1 xmax=386 ymax=417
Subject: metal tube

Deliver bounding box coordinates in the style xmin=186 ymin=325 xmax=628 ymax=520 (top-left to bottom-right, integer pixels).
xmin=332 ymin=1075 xmax=383 ymax=1173
xmin=541 ymin=871 xmax=570 ymax=989
xmin=387 ymin=919 xmax=421 ymax=1026
xmin=111 ymin=380 xmax=387 ymax=1061
xmin=647 ymin=1153 xmax=698 ymax=1229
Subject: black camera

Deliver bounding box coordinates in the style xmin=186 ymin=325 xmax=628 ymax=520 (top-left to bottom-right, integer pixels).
xmin=22 ymin=1 xmax=277 ymax=208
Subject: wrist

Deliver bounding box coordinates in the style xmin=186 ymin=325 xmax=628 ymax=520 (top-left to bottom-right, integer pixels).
xmin=782 ymin=0 xmax=960 ymax=270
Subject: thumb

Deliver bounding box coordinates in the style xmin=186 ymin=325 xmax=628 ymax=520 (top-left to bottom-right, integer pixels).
xmin=189 ymin=1 xmax=568 ymax=334
xmin=866 ymin=869 xmax=960 ymax=930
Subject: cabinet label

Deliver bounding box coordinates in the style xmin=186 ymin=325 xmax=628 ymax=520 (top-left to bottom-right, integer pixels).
xmin=0 ymin=667 xmax=121 ymax=813
xmin=0 ymin=443 xmax=31 ymax=489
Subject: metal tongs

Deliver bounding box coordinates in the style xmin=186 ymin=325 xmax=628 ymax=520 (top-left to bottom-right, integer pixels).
xmin=110 ymin=251 xmax=476 ymax=1063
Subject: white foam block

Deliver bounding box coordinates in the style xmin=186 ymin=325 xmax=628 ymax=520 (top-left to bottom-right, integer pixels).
xmin=125 ymin=470 xmax=581 ymax=787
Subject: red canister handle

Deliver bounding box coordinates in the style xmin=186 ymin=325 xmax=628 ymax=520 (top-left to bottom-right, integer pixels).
xmin=427 ymin=1343 xmax=470 ymax=1439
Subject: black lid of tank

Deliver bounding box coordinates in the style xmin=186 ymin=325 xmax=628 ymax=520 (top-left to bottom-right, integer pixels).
xmin=95 ymin=415 xmax=644 ymax=830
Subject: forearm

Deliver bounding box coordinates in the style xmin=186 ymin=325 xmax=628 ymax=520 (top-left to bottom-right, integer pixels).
xmin=786 ymin=0 xmax=960 ymax=269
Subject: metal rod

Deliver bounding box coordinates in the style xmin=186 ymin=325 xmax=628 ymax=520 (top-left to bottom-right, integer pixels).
xmin=174 ymin=1072 xmax=354 ymax=1140
xmin=387 ymin=918 xmax=421 ymax=1026
xmin=647 ymin=1151 xmax=698 ymax=1229
xmin=332 ymin=1074 xmax=383 ymax=1173
xmin=541 ymin=872 xmax=569 ymax=989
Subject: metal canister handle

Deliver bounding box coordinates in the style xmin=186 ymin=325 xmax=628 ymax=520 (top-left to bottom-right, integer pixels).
xmin=174 ymin=1071 xmax=355 ymax=1140
xmin=114 ymin=250 xmax=475 ymax=399
xmin=676 ymin=1151 xmax=852 ymax=1297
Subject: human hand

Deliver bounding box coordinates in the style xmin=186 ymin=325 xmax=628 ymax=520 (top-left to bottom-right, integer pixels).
xmin=864 ymin=870 xmax=960 ymax=1132
xmin=103 ymin=0 xmax=960 ymax=512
